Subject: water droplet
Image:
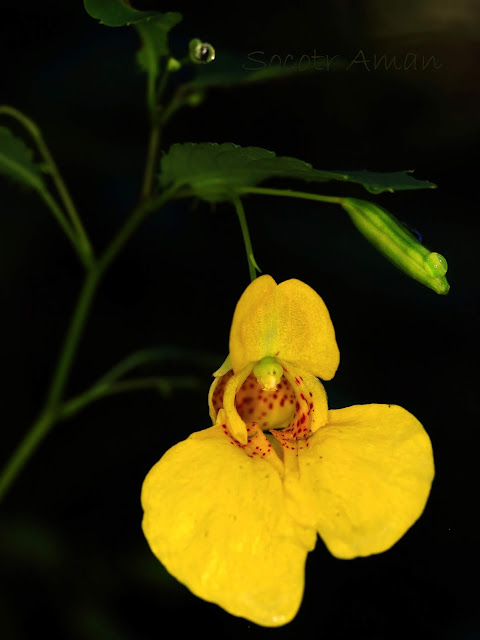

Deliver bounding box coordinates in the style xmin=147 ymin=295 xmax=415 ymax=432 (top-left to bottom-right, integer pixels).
xmin=191 ymin=41 xmax=215 ymax=64
xmin=424 ymin=252 xmax=448 ymax=277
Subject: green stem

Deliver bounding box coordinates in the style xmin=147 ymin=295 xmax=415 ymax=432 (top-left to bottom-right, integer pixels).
xmin=38 ymin=188 xmax=91 ymax=268
xmin=0 ymin=266 xmax=100 ymax=500
xmin=0 ymin=187 xmax=178 ymax=503
xmin=155 ymin=61 xmax=171 ymax=104
xmin=140 ymin=123 xmax=161 ymax=201
xmin=42 ymin=268 xmax=101 ymax=418
xmin=0 ymin=414 xmax=53 ymax=501
xmin=237 ymin=186 xmax=344 ymax=205
xmin=58 ymin=376 xmax=202 ymax=421
xmin=98 ymin=186 xmax=177 ymax=272
xmin=0 ymin=105 xmax=93 ymax=262
xmin=232 ymin=196 xmax=260 ymax=283
xmin=140 ymin=61 xmax=172 ymax=201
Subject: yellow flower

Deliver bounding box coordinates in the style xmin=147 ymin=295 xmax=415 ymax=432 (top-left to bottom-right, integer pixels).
xmin=141 ymin=276 xmax=434 ymax=627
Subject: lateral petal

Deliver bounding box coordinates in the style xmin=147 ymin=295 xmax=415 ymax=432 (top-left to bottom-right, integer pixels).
xmin=285 ymin=404 xmax=434 ymax=559
xmin=141 ymin=424 xmax=316 ymax=627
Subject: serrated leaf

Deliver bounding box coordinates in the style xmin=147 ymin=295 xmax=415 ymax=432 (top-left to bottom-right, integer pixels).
xmin=83 ymin=0 xmax=161 ymax=27
xmin=329 ymin=169 xmax=436 ymax=195
xmin=0 ymin=126 xmax=45 ymax=190
xmin=136 ymin=13 xmax=182 ymax=73
xmin=159 ymin=142 xmax=435 ymax=202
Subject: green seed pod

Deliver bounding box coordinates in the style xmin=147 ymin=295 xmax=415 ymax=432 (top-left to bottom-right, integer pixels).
xmin=341 ymin=197 xmax=450 ymax=295
xmin=188 ymin=38 xmax=216 ymax=64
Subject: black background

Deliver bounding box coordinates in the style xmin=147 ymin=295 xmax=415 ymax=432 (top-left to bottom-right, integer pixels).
xmin=0 ymin=1 xmax=479 ymax=638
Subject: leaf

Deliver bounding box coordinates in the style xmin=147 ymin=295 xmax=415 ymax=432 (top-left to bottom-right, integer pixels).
xmin=0 ymin=126 xmax=45 ymax=190
xmin=83 ymin=0 xmax=160 ymax=27
xmin=159 ymin=142 xmax=435 ymax=202
xmin=188 ymin=50 xmax=347 ymax=90
xmin=136 ymin=13 xmax=182 ymax=74
xmin=84 ymin=1 xmax=181 ymax=85
xmin=329 ymin=169 xmax=437 ymax=195
xmin=189 ymin=52 xmax=307 ymax=89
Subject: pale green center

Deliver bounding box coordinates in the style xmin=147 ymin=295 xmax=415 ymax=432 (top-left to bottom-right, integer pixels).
xmin=253 ymin=357 xmax=283 ymax=391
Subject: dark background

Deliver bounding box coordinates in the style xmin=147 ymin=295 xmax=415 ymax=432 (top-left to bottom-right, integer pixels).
xmin=0 ymin=1 xmax=479 ymax=638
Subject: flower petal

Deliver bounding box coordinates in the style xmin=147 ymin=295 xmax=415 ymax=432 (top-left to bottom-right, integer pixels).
xmin=277 ymin=361 xmax=329 ymax=436
xmin=141 ymin=424 xmax=316 ymax=627
xmin=229 ymin=275 xmax=339 ymax=380
xmin=222 ymin=363 xmax=254 ymax=444
xmin=284 ymin=404 xmax=434 ymax=559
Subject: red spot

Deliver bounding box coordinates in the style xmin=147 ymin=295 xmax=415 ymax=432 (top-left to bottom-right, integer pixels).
xmin=300 ymin=414 xmax=306 ymax=424
xmin=295 ymin=377 xmax=300 ymax=385
xmin=300 ymin=393 xmax=306 ymax=401
xmin=269 ymin=403 xmax=273 ymax=409
xmin=295 ymin=402 xmax=300 ymax=411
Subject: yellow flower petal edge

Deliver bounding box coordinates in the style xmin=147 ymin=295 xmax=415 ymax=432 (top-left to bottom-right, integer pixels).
xmin=283 ymin=404 xmax=434 ymax=559
xmin=141 ymin=423 xmax=316 ymax=627
xmin=229 ymin=275 xmax=340 ymax=380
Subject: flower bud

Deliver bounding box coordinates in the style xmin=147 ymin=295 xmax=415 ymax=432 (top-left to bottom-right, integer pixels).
xmin=342 ymin=197 xmax=450 ymax=294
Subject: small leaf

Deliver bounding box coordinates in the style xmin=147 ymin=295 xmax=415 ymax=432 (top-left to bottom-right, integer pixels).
xmin=136 ymin=13 xmax=182 ymax=73
xmin=159 ymin=142 xmax=435 ymax=202
xmin=83 ymin=0 xmax=160 ymax=27
xmin=0 ymin=126 xmax=45 ymax=190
